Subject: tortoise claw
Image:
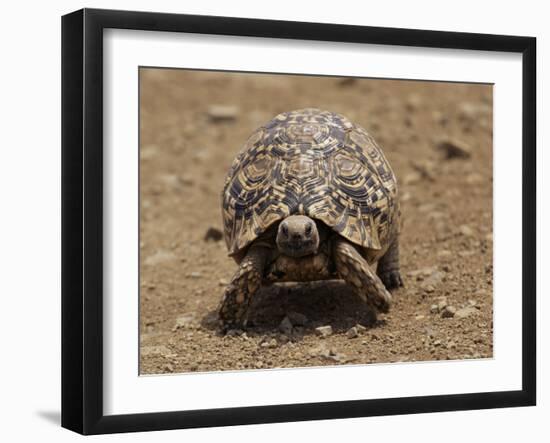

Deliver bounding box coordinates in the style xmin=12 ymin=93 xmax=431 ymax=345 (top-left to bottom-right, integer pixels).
xmin=379 ymin=270 xmax=404 ymax=291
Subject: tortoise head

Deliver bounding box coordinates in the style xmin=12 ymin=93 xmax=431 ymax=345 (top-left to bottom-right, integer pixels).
xmin=276 ymin=215 xmax=319 ymax=258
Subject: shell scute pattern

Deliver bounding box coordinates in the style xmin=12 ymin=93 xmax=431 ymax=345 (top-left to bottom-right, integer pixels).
xmin=222 ymin=108 xmax=398 ymax=258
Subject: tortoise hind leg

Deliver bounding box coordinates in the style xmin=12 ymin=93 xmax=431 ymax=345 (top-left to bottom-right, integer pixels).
xmin=218 ymin=245 xmax=269 ymax=330
xmin=376 ymin=236 xmax=404 ymax=290
xmin=333 ymin=238 xmax=392 ymax=313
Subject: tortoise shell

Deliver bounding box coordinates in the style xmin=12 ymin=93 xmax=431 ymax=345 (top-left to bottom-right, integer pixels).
xmin=222 ymin=108 xmax=398 ymax=257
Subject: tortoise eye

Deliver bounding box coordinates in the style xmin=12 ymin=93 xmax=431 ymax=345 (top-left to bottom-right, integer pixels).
xmin=281 ymin=223 xmax=289 ymax=236
xmin=305 ymin=223 xmax=312 ymax=236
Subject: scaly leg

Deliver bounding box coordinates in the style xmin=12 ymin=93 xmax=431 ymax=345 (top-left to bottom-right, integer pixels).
xmin=218 ymin=245 xmax=270 ymax=329
xmin=376 ymin=235 xmax=404 ymax=290
xmin=333 ymin=238 xmax=392 ymax=313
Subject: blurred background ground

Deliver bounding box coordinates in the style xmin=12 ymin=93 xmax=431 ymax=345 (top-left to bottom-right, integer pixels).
xmin=139 ymin=68 xmax=493 ymax=374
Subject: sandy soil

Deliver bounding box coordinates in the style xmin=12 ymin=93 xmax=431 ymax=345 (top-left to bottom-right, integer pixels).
xmin=139 ymin=69 xmax=493 ymax=374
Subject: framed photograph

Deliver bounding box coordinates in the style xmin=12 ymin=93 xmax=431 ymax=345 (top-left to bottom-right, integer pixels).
xmin=61 ymin=8 xmax=536 ymax=435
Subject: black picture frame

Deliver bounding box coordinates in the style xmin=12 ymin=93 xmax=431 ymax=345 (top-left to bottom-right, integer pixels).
xmin=61 ymin=8 xmax=536 ymax=435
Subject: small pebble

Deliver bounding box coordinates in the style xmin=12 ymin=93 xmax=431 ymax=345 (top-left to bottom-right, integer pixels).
xmin=204 ymin=227 xmax=223 ymax=242
xmin=437 ymin=138 xmax=472 ymax=159
xmin=459 ymin=225 xmax=475 ymax=237
xmin=315 ymin=325 xmax=333 ymax=338
xmin=441 ymin=305 xmax=456 ymax=318
xmin=421 ymin=283 xmax=436 ymax=293
xmin=309 ymin=344 xmax=330 ymax=358
xmin=207 ymin=105 xmax=239 ymax=122
xmin=346 ymin=327 xmax=359 ymax=339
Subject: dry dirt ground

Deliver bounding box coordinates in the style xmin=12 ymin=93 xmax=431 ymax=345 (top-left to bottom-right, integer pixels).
xmin=139 ymin=68 xmax=493 ymax=374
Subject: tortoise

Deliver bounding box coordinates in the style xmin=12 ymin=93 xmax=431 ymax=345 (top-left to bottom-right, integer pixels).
xmin=219 ymin=108 xmax=402 ymax=329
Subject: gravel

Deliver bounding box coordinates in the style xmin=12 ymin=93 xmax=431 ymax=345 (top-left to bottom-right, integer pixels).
xmin=140 ymin=71 xmax=494 ymax=375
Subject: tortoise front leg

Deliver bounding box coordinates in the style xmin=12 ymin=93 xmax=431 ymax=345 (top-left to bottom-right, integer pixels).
xmin=218 ymin=245 xmax=270 ymax=330
xmin=376 ymin=235 xmax=404 ymax=290
xmin=333 ymin=238 xmax=392 ymax=313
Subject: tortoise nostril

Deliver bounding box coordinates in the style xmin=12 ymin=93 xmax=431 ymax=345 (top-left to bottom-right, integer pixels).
xmin=291 ymin=233 xmax=301 ymax=241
